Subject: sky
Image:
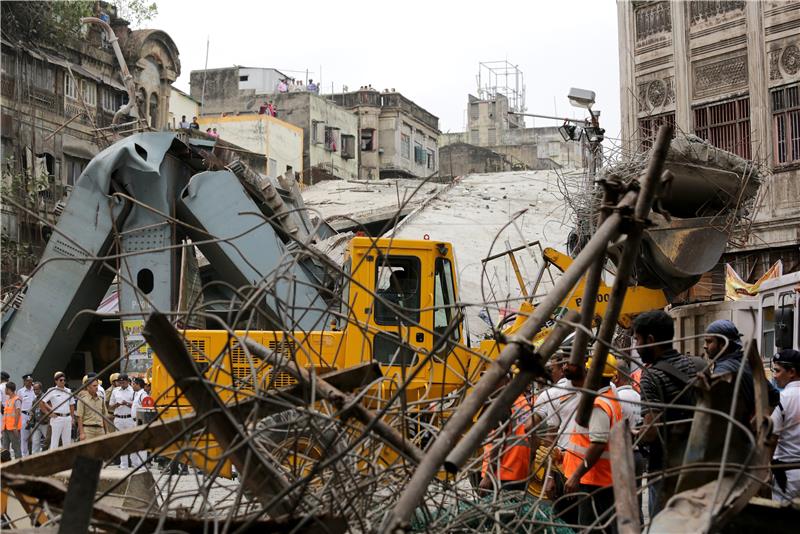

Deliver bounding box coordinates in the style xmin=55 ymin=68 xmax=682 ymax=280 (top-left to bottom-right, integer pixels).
xmin=150 ymin=0 xmax=621 ymax=139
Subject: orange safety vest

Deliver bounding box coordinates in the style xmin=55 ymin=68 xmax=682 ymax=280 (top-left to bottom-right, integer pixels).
xmin=3 ymin=394 xmax=22 ymax=430
xmin=481 ymin=395 xmax=532 ymax=482
xmin=562 ymin=389 xmax=623 ymax=487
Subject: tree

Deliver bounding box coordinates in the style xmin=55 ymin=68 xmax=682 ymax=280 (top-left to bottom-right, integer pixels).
xmin=1 ymin=1 xmax=159 ymax=47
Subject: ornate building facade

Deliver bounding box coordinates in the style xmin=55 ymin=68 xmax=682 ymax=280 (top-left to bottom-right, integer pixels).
xmin=618 ymin=0 xmax=800 ymax=289
xmin=0 ymin=3 xmax=180 ymax=289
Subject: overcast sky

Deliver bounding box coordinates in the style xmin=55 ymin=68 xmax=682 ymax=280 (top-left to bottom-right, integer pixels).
xmin=151 ymin=0 xmax=621 ymax=138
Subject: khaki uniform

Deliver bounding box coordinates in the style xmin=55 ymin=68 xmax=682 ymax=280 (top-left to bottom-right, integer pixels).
xmin=76 ymin=392 xmax=107 ymax=440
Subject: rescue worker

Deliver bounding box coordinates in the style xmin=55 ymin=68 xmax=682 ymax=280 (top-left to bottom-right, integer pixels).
xmin=2 ymin=382 xmax=23 ymax=458
xmin=770 ymin=349 xmax=800 ymax=502
xmin=77 ymin=375 xmax=108 ymax=441
xmin=479 ymin=373 xmax=534 ymax=492
xmin=18 ymin=374 xmax=36 ymax=456
xmin=563 ymin=355 xmax=623 ymax=534
xmin=0 ymin=371 xmax=9 ymax=414
xmin=40 ymin=372 xmax=75 ymax=449
xmin=29 ymin=381 xmax=48 ymax=454
xmin=108 ymin=374 xmax=135 ymax=468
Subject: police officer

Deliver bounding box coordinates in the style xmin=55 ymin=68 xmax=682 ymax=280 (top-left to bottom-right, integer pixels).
xmin=41 ymin=372 xmax=74 ymax=449
xmin=109 ymin=374 xmax=135 ymax=468
xmin=18 ymin=374 xmax=36 ymax=456
xmin=771 ymin=349 xmax=800 ymax=503
xmin=29 ymin=381 xmax=48 ymax=454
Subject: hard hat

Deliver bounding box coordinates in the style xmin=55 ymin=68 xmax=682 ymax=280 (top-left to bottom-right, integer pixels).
xmin=585 ymin=354 xmax=618 ymax=378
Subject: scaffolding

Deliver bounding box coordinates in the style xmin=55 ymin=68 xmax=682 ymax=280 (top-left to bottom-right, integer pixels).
xmin=476 ymin=60 xmax=526 ymax=114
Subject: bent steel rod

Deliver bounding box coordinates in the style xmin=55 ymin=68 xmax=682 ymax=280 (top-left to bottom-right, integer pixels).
xmin=443 ymin=309 xmax=579 ymax=473
xmin=575 ymin=124 xmax=673 ymax=427
xmin=243 ymin=338 xmax=425 ymax=464
xmin=382 ymin=179 xmax=652 ymax=532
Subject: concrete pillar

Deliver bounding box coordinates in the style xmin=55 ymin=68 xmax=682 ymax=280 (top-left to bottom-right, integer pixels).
xmin=671 ymin=1 xmax=692 ymax=134
xmin=617 ymin=0 xmax=637 ymax=155
xmin=746 ymin=1 xmax=770 ymax=164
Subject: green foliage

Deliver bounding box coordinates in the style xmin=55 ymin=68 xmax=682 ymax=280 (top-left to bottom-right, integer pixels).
xmin=1 ymin=1 xmax=94 ymax=45
xmin=1 ymin=1 xmax=159 ymax=46
xmin=114 ymin=0 xmax=159 ymax=27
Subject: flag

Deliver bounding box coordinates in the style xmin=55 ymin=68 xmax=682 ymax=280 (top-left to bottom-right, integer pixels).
xmin=725 ymin=260 xmax=783 ymax=300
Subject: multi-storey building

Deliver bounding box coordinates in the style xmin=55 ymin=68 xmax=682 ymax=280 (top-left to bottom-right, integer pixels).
xmin=441 ymin=92 xmax=586 ymax=171
xmin=327 ymin=89 xmax=440 ymax=179
xmin=190 ymin=66 xmax=359 ymax=182
xmin=0 ymin=2 xmax=180 ymax=288
xmin=617 ymin=0 xmax=800 ymax=288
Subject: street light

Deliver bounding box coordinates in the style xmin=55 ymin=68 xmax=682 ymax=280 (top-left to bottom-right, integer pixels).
xmin=567 ymin=87 xmax=596 ymax=110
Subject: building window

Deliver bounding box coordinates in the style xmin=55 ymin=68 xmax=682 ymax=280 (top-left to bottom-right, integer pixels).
xmin=361 ymin=129 xmax=375 ymax=151
xmin=268 ymin=158 xmax=278 ymax=178
xmin=771 ymin=83 xmax=800 ymax=166
xmin=324 ymin=126 xmax=338 ymax=151
xmin=469 ymin=103 xmax=479 ymax=121
xmin=65 ymin=155 xmax=89 ymax=186
xmin=414 ymin=142 xmax=425 ymax=164
xmin=470 ymin=129 xmax=479 ymax=145
xmin=101 ymin=88 xmax=122 ymax=113
xmin=239 ymin=75 xmax=249 ymax=82
xmin=488 ymin=128 xmax=497 ymax=145
xmin=341 ymin=134 xmax=356 ymax=159
xmin=64 ymin=74 xmax=78 ymax=100
xmin=81 ymin=81 xmax=97 ymax=106
xmin=401 ymin=133 xmax=410 ymax=159
xmin=426 ymin=149 xmax=435 ymax=170
xmin=31 ymin=60 xmax=54 ymax=91
xmin=312 ymin=120 xmax=322 ymax=144
xmin=693 ymin=96 xmax=750 ymax=159
xmin=638 ymin=112 xmax=675 ymax=150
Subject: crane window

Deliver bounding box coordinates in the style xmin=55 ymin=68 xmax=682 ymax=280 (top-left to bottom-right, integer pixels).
xmin=374 ymin=256 xmax=420 ymax=325
xmin=434 ymin=258 xmax=459 ymax=350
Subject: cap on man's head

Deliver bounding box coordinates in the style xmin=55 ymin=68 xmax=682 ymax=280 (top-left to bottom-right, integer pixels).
xmin=118 ymin=373 xmax=130 ymax=381
xmin=1 ymin=371 xmax=9 ymax=380
xmin=774 ymin=348 xmax=800 ymax=368
xmin=706 ymin=319 xmax=743 ymax=352
xmin=110 ymin=372 xmax=120 ymax=382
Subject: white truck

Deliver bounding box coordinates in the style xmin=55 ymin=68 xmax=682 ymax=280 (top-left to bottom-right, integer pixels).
xmin=670 ymin=271 xmax=800 ymax=373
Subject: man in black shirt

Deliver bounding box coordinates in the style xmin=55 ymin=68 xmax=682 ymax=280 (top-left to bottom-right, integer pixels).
xmin=633 ymin=310 xmax=702 ymax=516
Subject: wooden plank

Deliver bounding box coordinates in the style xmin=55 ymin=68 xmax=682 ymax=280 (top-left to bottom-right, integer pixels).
xmin=58 ymin=457 xmax=103 ymax=534
xmin=1 ymin=362 xmax=380 ymax=478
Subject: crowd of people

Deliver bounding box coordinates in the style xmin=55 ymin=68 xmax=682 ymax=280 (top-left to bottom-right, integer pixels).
xmin=276 ymin=77 xmax=318 ymax=94
xmin=1 ymin=370 xmax=152 ymax=468
xmin=479 ymin=310 xmax=799 ymax=531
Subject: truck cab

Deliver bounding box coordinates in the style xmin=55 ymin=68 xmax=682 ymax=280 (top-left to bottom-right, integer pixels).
xmin=151 ymin=236 xmax=478 ymax=411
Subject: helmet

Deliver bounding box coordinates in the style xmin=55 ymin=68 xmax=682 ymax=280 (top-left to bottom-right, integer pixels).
xmin=585 ymin=354 xmax=618 ymax=378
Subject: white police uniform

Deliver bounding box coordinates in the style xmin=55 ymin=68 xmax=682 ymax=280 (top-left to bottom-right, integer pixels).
xmin=109 ymin=384 xmax=135 ymax=467
xmin=42 ymin=386 xmax=73 ymax=449
xmin=18 ymin=382 xmax=37 ymax=456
